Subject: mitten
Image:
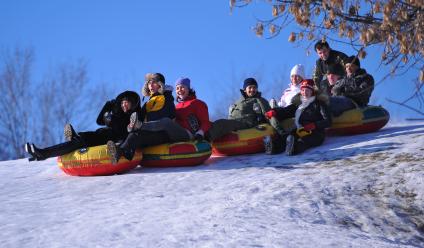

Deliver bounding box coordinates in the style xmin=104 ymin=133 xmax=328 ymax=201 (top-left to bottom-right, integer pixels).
xmin=296 ymin=127 xmax=312 ymax=138
xmin=303 ymin=123 xmax=316 ymax=131
xmin=265 ymin=110 xmax=277 ymax=119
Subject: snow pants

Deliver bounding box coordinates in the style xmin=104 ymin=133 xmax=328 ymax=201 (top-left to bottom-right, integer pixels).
xmin=36 ymin=127 xmax=123 ymax=159
xmin=329 ymin=96 xmax=356 ymax=117
xmin=206 ymin=119 xmax=252 ymax=141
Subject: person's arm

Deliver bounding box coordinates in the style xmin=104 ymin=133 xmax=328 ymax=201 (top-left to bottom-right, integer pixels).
xmin=96 ymin=100 xmax=115 ymax=126
xmin=164 ymin=91 xmax=176 ymax=119
xmin=271 ymin=103 xmax=297 ymax=120
xmin=196 ymin=100 xmax=212 ymax=134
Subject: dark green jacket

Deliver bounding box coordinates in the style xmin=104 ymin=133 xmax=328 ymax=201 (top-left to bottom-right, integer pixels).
xmin=228 ymin=90 xmax=271 ymax=128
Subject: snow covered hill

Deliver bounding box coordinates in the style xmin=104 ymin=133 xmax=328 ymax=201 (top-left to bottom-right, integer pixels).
xmin=0 ymin=123 xmax=423 ymax=248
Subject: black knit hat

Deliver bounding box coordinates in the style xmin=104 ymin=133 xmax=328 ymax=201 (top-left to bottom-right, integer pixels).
xmin=326 ymin=63 xmax=344 ymax=76
xmin=243 ymin=78 xmax=258 ymax=89
xmin=344 ymin=56 xmax=360 ymax=68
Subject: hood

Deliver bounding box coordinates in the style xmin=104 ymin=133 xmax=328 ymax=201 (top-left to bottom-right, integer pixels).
xmin=115 ymin=91 xmax=141 ymax=113
xmin=141 ymin=80 xmax=165 ymax=97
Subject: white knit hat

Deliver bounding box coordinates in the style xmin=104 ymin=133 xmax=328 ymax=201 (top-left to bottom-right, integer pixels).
xmin=290 ymin=64 xmax=305 ymax=79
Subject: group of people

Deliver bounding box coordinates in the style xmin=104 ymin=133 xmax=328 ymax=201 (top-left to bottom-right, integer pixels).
xmin=25 ymin=40 xmax=375 ymax=163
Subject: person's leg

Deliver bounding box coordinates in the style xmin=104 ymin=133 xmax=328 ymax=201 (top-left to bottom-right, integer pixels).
xmin=140 ymin=118 xmax=190 ymax=142
xmin=108 ymin=130 xmax=171 ymax=163
xmin=206 ymin=119 xmax=249 ymax=141
xmin=330 ymin=96 xmax=356 ymax=116
xmin=26 ymin=139 xmax=84 ymax=161
xmin=78 ymin=128 xmax=116 ymax=147
xmin=293 ymin=132 xmax=325 ymax=155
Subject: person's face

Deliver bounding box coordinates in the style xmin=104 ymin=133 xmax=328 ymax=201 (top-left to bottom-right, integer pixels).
xmin=176 ymin=84 xmax=189 ymax=100
xmin=327 ymin=73 xmax=340 ymax=85
xmin=148 ymin=80 xmax=161 ymax=94
xmin=345 ymin=63 xmax=358 ymax=76
xmin=301 ymin=87 xmax=313 ymax=98
xmin=121 ymin=100 xmax=132 ymax=113
xmin=316 ymin=47 xmax=330 ymax=61
xmin=244 ymin=85 xmax=258 ymax=97
xmin=290 ymin=75 xmax=303 ymax=85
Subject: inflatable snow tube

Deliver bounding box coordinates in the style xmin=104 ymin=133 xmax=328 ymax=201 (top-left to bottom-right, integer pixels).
xmin=140 ymin=140 xmax=212 ymax=167
xmin=57 ymin=144 xmax=142 ymax=176
xmin=327 ymin=105 xmax=390 ymax=135
xmin=211 ymin=123 xmax=276 ymax=156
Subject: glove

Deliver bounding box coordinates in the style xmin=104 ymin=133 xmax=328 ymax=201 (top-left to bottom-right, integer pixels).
xmin=296 ymin=128 xmax=312 ymax=138
xmin=265 ymin=110 xmax=277 ymax=119
xmin=103 ymin=111 xmax=113 ymax=127
xmin=194 ymin=134 xmax=204 ymax=142
xmin=303 ymin=123 xmax=316 ymax=131
xmin=193 ymin=130 xmax=204 ymax=142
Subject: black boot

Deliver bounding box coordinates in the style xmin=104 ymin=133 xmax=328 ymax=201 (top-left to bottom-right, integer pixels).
xmin=25 ymin=143 xmax=45 ymax=161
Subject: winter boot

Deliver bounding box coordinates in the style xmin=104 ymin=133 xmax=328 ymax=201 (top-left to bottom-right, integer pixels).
xmin=127 ymin=112 xmax=142 ymax=132
xmin=285 ymin=134 xmax=295 ymax=156
xmin=107 ymin=141 xmax=121 ymax=164
xmin=264 ymin=135 xmax=284 ymax=155
xmin=263 ymin=135 xmax=273 ymax=155
xmin=64 ymin=124 xmax=79 ymax=142
xmin=24 ymin=143 xmax=46 ymax=161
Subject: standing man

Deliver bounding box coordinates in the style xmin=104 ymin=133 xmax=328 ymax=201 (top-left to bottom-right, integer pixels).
xmin=312 ymin=40 xmax=348 ymax=85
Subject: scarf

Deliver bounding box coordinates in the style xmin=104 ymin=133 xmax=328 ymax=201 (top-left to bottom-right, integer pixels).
xmin=295 ymin=96 xmax=315 ymax=128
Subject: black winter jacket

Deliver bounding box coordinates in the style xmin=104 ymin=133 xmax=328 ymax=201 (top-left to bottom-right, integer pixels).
xmin=332 ymin=68 xmax=374 ymax=107
xmin=96 ymin=91 xmax=141 ymax=140
xmin=274 ymin=97 xmax=332 ymax=137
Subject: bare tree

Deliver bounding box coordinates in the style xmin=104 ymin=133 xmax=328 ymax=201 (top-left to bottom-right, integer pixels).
xmin=230 ymin=0 xmax=424 ymax=115
xmin=0 ymin=47 xmax=34 ymax=160
xmin=0 ymin=47 xmax=111 ymax=160
xmin=32 ymin=60 xmax=111 ymax=147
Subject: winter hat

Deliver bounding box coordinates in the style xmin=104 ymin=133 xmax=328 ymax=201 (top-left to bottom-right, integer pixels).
xmin=243 ymin=78 xmax=258 ymax=89
xmin=142 ymin=72 xmax=166 ymax=96
xmin=344 ymin=56 xmax=360 ymax=68
xmin=326 ymin=63 xmax=344 ymax=76
xmin=175 ymin=77 xmax=191 ymax=89
xmin=290 ymin=64 xmax=305 ymax=79
xmin=300 ymin=79 xmax=315 ymax=92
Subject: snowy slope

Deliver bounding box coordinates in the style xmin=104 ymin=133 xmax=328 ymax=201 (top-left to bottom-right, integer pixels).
xmin=0 ymin=123 xmax=423 ymax=248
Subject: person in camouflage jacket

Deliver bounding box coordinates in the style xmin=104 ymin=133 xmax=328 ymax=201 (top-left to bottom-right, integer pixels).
xmin=207 ymin=78 xmax=271 ymax=141
xmin=331 ymin=56 xmax=374 ymax=116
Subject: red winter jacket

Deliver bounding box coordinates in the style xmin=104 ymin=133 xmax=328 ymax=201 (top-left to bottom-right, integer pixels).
xmin=175 ymin=95 xmax=211 ymax=135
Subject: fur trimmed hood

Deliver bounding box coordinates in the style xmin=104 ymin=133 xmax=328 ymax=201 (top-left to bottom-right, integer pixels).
xmin=142 ymin=73 xmax=166 ymax=97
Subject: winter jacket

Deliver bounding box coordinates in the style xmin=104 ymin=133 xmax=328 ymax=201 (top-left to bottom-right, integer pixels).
xmin=229 ymin=90 xmax=271 ymax=128
xmin=274 ymin=97 xmax=332 ymax=138
xmin=175 ymin=95 xmax=211 ymax=135
xmin=332 ymin=68 xmax=374 ymax=107
xmin=95 ymin=91 xmax=141 ymax=141
xmin=139 ymin=90 xmax=176 ymax=122
xmin=318 ymin=78 xmax=335 ymax=99
xmin=278 ymin=84 xmax=301 ymax=107
xmin=313 ymin=50 xmax=348 ymax=85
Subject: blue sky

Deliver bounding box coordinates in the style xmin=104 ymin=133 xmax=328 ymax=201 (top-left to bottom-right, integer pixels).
xmin=1 ymin=1 xmax=421 ymax=123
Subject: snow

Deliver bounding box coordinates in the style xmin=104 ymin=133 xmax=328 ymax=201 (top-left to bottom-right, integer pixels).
xmin=0 ymin=123 xmax=423 ymax=248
